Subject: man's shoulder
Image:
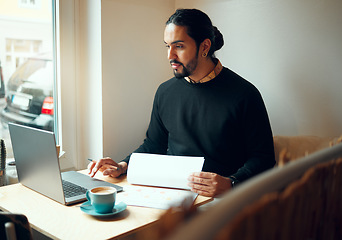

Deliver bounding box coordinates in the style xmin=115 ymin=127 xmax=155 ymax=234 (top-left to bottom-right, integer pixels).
xmin=220 ymin=67 xmax=259 ymax=91
xmin=217 ymin=67 xmax=262 ymax=103
xmin=157 ymin=77 xmax=182 ymax=92
xmin=220 ymin=67 xmax=248 ymax=83
xmin=161 ymin=76 xmax=179 ymax=86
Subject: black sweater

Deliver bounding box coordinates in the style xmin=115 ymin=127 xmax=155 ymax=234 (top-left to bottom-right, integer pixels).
xmin=122 ymin=67 xmax=275 ymax=182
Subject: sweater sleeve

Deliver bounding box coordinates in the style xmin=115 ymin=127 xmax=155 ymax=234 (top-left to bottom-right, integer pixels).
xmin=121 ymin=88 xmax=169 ymax=164
xmin=230 ymin=88 xmax=275 ymax=182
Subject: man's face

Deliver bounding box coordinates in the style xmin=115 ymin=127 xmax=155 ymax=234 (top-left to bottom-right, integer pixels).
xmin=164 ymin=24 xmax=199 ymax=78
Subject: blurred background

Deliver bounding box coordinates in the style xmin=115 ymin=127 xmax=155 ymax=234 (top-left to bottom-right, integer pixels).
xmin=0 ymin=0 xmax=54 ymax=159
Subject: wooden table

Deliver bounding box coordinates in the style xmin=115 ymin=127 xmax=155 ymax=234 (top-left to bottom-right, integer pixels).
xmin=0 ymin=170 xmax=211 ymax=240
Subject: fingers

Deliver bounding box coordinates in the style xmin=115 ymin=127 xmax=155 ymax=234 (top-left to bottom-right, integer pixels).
xmin=188 ymin=172 xmax=216 ymax=185
xmin=188 ymin=180 xmax=216 ymax=197
xmin=189 ymin=185 xmax=214 ymax=197
xmin=188 ymin=175 xmax=213 ymax=186
xmin=188 ymin=172 xmax=216 ymax=197
xmin=188 ymin=172 xmax=231 ymax=197
xmin=191 ymin=172 xmax=216 ymax=179
xmin=88 ymin=157 xmax=118 ymax=177
xmin=102 ymin=166 xmax=121 ymax=178
xmin=87 ymin=161 xmax=96 ymax=175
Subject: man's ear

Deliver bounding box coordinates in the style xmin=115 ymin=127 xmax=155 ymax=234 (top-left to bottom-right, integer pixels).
xmin=200 ymin=39 xmax=212 ymax=55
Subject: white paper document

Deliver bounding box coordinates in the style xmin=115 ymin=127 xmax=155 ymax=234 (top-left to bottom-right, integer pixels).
xmin=117 ymin=185 xmax=198 ymax=209
xmin=120 ymin=153 xmax=205 ymax=209
xmin=127 ymin=153 xmax=205 ymax=190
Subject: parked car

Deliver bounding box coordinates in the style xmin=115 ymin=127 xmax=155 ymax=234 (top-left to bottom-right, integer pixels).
xmin=0 ymin=53 xmax=54 ymax=131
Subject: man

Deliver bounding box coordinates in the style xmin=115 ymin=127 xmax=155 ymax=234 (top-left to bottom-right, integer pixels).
xmin=89 ymin=9 xmax=275 ymax=197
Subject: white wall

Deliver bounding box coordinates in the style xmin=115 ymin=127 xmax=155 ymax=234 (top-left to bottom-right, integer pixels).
xmin=77 ymin=0 xmax=103 ymax=166
xmin=176 ymin=0 xmax=342 ymax=137
xmin=101 ymin=0 xmax=174 ymax=161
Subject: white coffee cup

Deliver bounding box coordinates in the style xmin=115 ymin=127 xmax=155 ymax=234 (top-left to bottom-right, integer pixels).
xmin=86 ymin=186 xmax=117 ymax=214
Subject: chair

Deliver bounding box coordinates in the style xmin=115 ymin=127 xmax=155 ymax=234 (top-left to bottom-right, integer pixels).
xmin=163 ymin=142 xmax=342 ymax=240
xmin=273 ymin=135 xmax=340 ymax=166
xmin=0 ymin=212 xmax=33 ymax=240
xmin=211 ymin=157 xmax=342 ymax=240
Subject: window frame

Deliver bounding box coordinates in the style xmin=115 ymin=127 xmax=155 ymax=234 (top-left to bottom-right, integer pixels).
xmin=55 ymin=0 xmax=79 ymax=170
xmin=56 ymin=0 xmax=103 ymax=171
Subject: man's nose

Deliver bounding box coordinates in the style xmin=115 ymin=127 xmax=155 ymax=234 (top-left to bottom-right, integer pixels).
xmin=168 ymin=47 xmax=176 ymax=60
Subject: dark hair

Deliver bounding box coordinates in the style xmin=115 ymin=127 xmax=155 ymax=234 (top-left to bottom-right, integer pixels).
xmin=166 ymin=8 xmax=224 ymax=58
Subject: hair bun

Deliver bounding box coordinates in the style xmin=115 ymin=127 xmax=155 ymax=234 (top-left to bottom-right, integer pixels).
xmin=213 ymin=26 xmax=224 ymax=51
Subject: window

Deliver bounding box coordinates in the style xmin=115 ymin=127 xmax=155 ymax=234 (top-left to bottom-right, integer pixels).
xmin=0 ymin=0 xmax=55 ymax=160
xmin=1 ymin=0 xmax=102 ymax=172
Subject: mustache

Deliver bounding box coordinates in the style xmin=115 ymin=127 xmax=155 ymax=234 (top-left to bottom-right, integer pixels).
xmin=170 ymin=60 xmax=184 ymax=66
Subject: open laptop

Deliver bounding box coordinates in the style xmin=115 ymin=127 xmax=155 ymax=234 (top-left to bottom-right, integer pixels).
xmin=8 ymin=123 xmax=123 ymax=205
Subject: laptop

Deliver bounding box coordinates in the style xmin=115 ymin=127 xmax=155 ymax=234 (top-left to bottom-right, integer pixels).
xmin=8 ymin=123 xmax=123 ymax=205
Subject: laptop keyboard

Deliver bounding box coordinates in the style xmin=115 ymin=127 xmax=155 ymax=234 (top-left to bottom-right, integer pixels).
xmin=62 ymin=180 xmax=87 ymax=198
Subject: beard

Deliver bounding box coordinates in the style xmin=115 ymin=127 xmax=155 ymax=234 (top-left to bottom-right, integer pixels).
xmin=171 ymin=57 xmax=198 ymax=79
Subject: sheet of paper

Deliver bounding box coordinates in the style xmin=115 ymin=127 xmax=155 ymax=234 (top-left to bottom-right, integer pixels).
xmin=117 ymin=185 xmax=198 ymax=210
xmin=127 ymin=153 xmax=205 ymax=190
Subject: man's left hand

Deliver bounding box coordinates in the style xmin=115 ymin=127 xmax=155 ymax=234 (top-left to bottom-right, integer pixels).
xmin=188 ymin=172 xmax=232 ymax=197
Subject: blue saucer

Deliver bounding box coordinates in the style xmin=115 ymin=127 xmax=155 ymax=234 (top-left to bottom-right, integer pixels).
xmin=80 ymin=201 xmax=127 ymax=217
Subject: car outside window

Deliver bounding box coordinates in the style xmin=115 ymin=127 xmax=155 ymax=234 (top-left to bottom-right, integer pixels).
xmin=0 ymin=1 xmax=55 ymax=162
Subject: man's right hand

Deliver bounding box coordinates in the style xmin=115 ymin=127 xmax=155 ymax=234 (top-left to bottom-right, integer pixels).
xmin=88 ymin=157 xmax=127 ymax=178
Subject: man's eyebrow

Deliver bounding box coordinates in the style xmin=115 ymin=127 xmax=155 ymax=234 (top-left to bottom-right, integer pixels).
xmin=164 ymin=40 xmax=185 ymax=45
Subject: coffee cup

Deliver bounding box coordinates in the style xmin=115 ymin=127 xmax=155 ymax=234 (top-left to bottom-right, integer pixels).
xmin=86 ymin=186 xmax=117 ymax=214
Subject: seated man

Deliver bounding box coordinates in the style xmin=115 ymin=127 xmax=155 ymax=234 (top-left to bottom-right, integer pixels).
xmin=89 ymin=8 xmax=275 ymax=197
